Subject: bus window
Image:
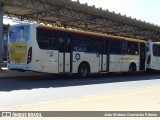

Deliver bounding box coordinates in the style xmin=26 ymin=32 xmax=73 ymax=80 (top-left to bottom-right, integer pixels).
xmin=110 ymin=39 xmax=126 ymax=54
xmin=58 ymin=36 xmax=71 ymax=52
xmin=86 ymin=37 xmax=98 ymax=52
xmin=37 ymin=28 xmax=57 ymax=50
xmin=58 ymin=37 xmax=64 ymax=52
xmin=65 ymin=37 xmax=71 ymax=52
xmin=153 ymin=44 xmax=160 ymax=56
xmin=73 ymin=39 xmax=86 ymax=52
xmin=98 ymin=39 xmax=107 ymax=54
xmin=127 ymin=41 xmax=138 ymax=55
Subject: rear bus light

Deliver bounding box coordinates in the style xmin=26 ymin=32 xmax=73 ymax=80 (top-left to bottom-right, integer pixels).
xmin=27 ymin=47 xmax=32 ymax=64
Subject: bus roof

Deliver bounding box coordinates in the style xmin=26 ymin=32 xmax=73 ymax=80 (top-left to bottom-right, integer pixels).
xmin=153 ymin=42 xmax=160 ymax=45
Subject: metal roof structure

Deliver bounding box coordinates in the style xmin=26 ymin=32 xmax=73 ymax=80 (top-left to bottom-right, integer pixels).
xmin=1 ymin=0 xmax=160 ymax=41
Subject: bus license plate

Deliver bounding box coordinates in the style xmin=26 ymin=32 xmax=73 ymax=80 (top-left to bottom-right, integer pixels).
xmin=15 ymin=59 xmax=20 ymax=63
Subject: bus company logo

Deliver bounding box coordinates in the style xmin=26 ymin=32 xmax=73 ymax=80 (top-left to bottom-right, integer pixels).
xmin=75 ymin=53 xmax=80 ymax=60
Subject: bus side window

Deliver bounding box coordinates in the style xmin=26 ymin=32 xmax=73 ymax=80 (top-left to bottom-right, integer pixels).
xmin=65 ymin=37 xmax=71 ymax=52
xmin=37 ymin=28 xmax=57 ymax=50
xmin=86 ymin=37 xmax=98 ymax=52
xmin=73 ymin=39 xmax=86 ymax=52
xmin=127 ymin=41 xmax=138 ymax=55
xmin=58 ymin=36 xmax=71 ymax=52
xmin=110 ymin=39 xmax=125 ymax=54
xmin=153 ymin=44 xmax=160 ymax=56
xmin=80 ymin=40 xmax=86 ymax=52
xmin=58 ymin=37 xmax=64 ymax=52
xmin=98 ymin=39 xmax=107 ymax=54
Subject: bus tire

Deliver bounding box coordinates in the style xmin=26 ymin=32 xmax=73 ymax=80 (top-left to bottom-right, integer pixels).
xmin=78 ymin=62 xmax=90 ymax=77
xmin=129 ymin=63 xmax=136 ymax=75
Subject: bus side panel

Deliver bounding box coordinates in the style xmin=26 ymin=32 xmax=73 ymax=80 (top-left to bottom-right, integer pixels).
xmin=109 ymin=54 xmax=140 ymax=72
xmin=152 ymin=44 xmax=160 ymax=70
xmin=147 ymin=42 xmax=160 ymax=70
xmin=32 ymin=24 xmax=42 ymax=72
xmin=121 ymin=55 xmax=140 ymax=72
xmin=72 ymin=52 xmax=82 ymax=73
xmin=72 ymin=52 xmax=99 ymax=73
xmin=109 ymin=55 xmax=121 ymax=72
xmin=151 ymin=57 xmax=160 ymax=70
xmin=32 ymin=50 xmax=41 ymax=72
xmin=41 ymin=50 xmax=59 ymax=73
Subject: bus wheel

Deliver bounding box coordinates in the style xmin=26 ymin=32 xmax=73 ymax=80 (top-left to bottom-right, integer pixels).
xmin=78 ymin=63 xmax=89 ymax=77
xmin=129 ymin=63 xmax=136 ymax=75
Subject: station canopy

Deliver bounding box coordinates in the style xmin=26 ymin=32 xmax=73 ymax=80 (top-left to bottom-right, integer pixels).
xmin=2 ymin=0 xmax=160 ymax=41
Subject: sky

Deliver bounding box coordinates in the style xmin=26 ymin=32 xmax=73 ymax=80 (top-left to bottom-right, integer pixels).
xmin=72 ymin=0 xmax=160 ymax=26
xmin=4 ymin=0 xmax=160 ymax=26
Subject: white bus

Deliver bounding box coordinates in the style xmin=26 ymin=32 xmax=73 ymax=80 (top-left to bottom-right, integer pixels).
xmin=8 ymin=23 xmax=146 ymax=77
xmin=146 ymin=41 xmax=160 ymax=70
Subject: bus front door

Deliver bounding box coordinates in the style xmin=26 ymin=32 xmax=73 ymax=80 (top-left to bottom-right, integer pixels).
xmin=58 ymin=37 xmax=71 ymax=73
xmin=140 ymin=42 xmax=146 ymax=71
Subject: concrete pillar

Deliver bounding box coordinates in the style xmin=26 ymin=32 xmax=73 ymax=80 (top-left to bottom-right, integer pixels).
xmin=0 ymin=4 xmax=3 ymax=70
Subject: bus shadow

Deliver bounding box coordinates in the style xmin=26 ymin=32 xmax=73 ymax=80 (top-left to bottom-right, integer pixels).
xmin=0 ymin=72 xmax=160 ymax=91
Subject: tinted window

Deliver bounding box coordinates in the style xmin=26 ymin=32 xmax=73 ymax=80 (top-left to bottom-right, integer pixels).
xmin=73 ymin=35 xmax=86 ymax=52
xmin=65 ymin=37 xmax=71 ymax=52
xmin=37 ymin=28 xmax=57 ymax=50
xmin=58 ymin=37 xmax=64 ymax=52
xmin=153 ymin=44 xmax=160 ymax=56
xmin=73 ymin=35 xmax=101 ymax=53
xmin=58 ymin=36 xmax=71 ymax=52
xmin=110 ymin=39 xmax=127 ymax=54
xmin=127 ymin=41 xmax=138 ymax=55
xmin=98 ymin=39 xmax=107 ymax=54
xmin=86 ymin=37 xmax=99 ymax=52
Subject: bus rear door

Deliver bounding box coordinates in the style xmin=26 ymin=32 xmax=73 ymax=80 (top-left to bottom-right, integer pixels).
xmin=58 ymin=36 xmax=71 ymax=73
xmin=99 ymin=40 xmax=108 ymax=72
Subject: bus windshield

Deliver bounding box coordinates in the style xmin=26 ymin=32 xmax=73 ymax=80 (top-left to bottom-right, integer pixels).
xmin=9 ymin=25 xmax=30 ymax=43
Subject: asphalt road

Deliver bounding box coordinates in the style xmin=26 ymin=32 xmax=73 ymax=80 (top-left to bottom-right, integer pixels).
xmin=0 ymin=72 xmax=160 ymax=108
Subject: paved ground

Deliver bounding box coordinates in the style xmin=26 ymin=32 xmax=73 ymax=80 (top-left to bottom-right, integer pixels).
xmin=1 ymin=73 xmax=160 ymax=108
xmin=0 ymin=86 xmax=160 ymax=120
xmin=0 ymin=65 xmax=160 ymax=120
xmin=2 ymin=86 xmax=160 ymax=111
